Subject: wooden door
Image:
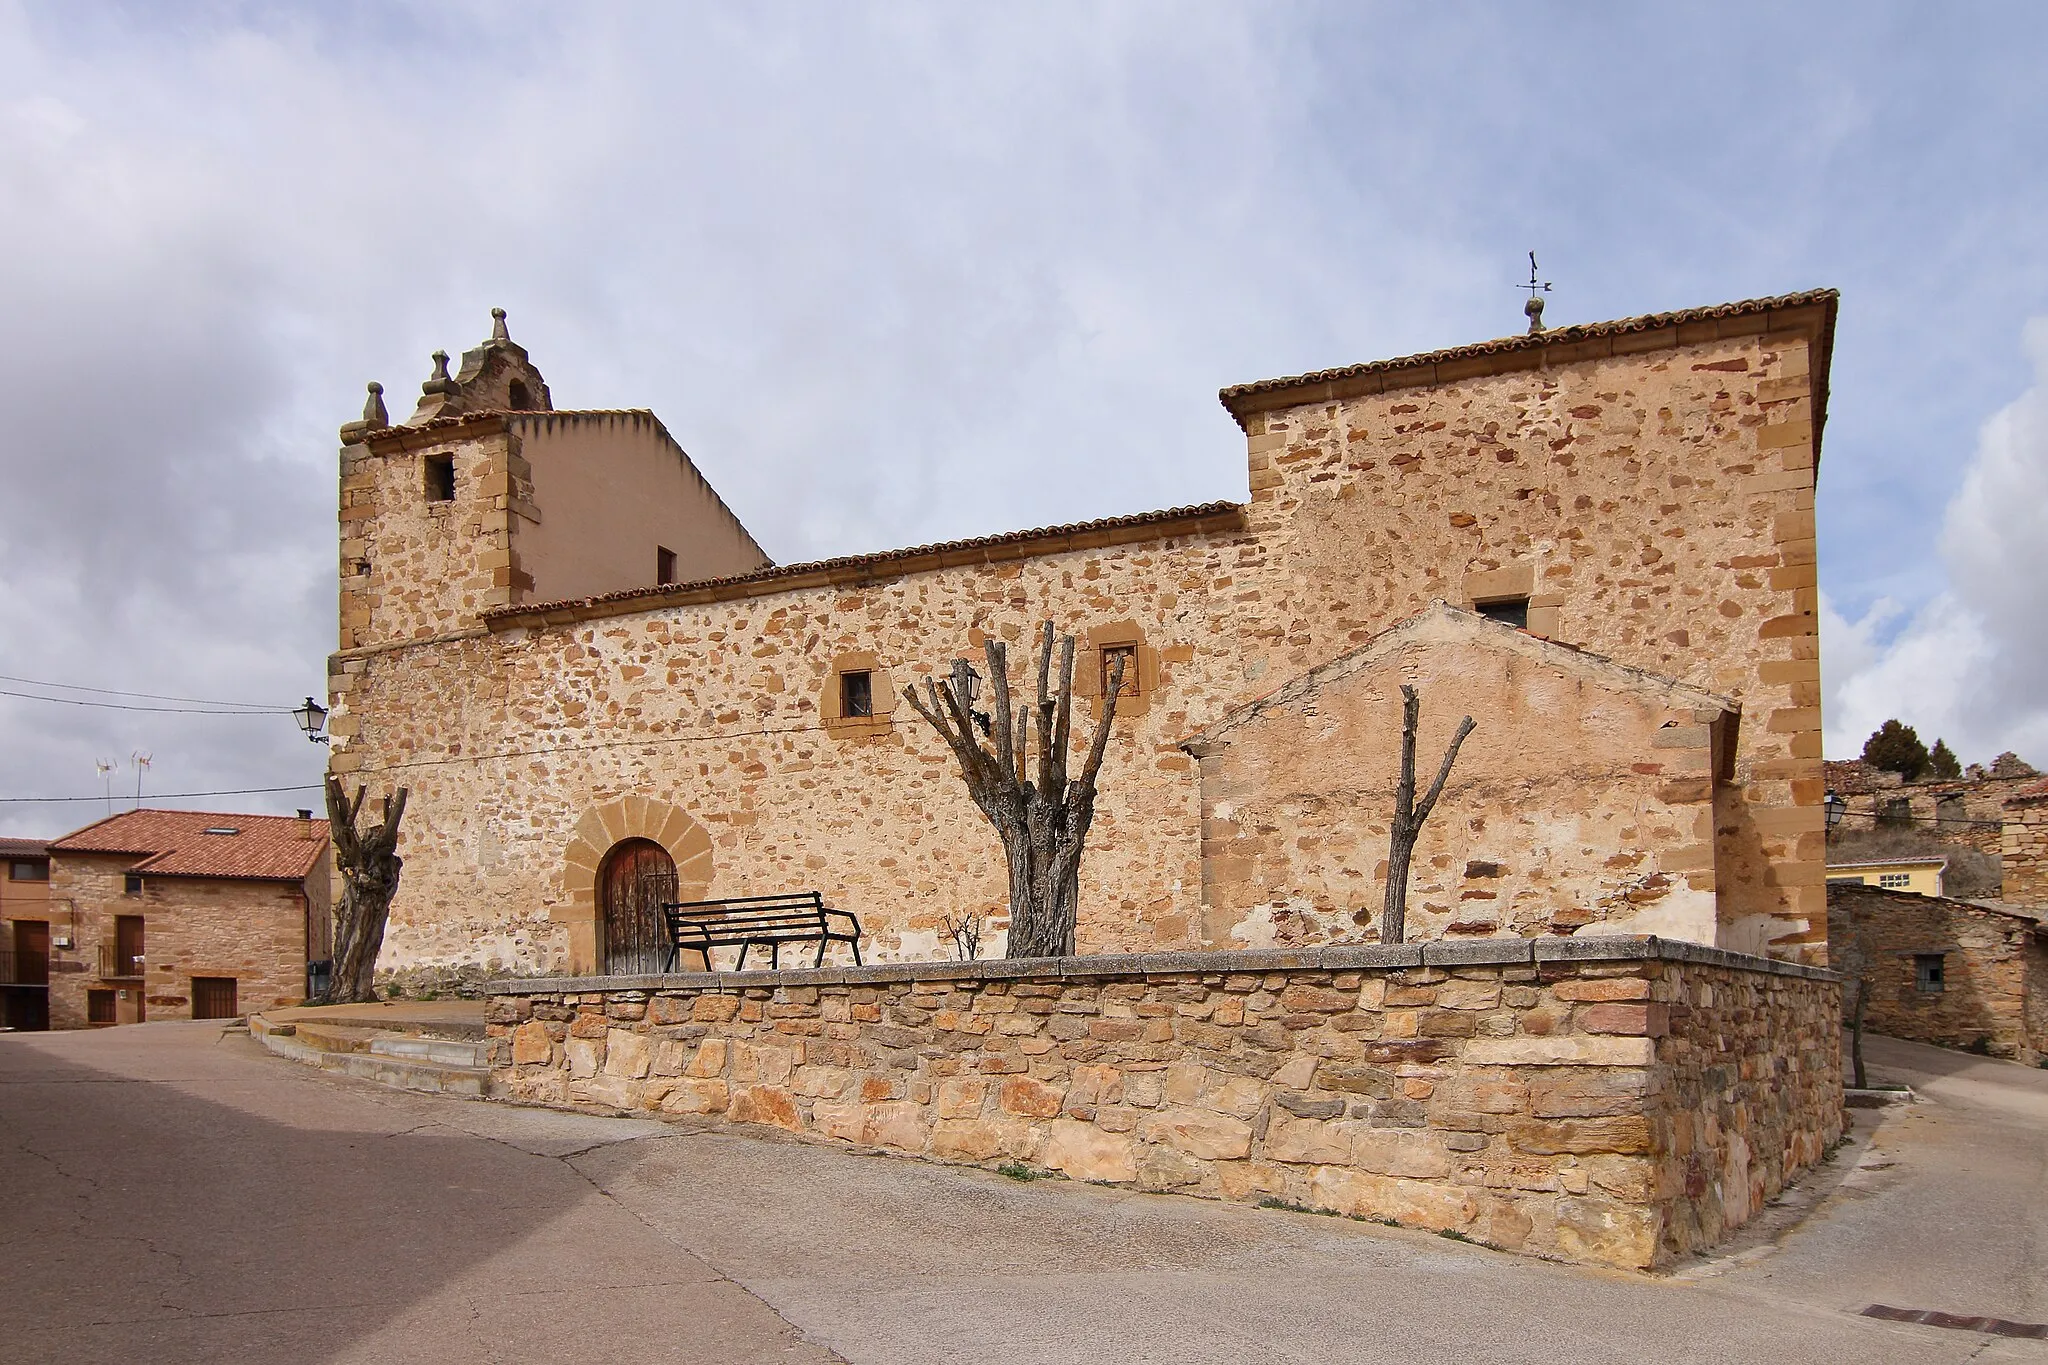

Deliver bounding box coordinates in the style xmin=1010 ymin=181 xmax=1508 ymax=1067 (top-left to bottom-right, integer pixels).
xmin=191 ymin=976 xmax=238 ymax=1020
xmin=601 ymin=839 xmax=676 ymax=976
xmin=13 ymin=920 xmax=49 ymax=985
xmin=114 ymin=916 xmax=145 ymax=977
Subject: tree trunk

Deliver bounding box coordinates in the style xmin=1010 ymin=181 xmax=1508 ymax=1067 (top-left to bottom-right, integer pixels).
xmin=1850 ymin=977 xmax=1868 ymax=1090
xmin=1380 ymin=685 xmax=1476 ymax=945
xmin=904 ymin=622 xmax=1122 ymax=959
xmin=319 ymin=775 xmax=408 ymax=1004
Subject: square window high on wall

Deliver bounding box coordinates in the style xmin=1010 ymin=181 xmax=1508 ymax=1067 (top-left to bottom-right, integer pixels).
xmin=840 ymin=670 xmax=873 ymax=719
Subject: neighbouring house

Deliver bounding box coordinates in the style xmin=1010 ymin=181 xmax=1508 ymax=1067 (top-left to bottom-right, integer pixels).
xmin=0 ymin=837 xmax=53 ymax=1031
xmin=329 ymin=291 xmax=1838 ymax=977
xmin=1827 ymin=882 xmax=2047 ymax=1064
xmin=42 ymin=810 xmax=332 ymax=1030
xmin=1826 ymin=856 xmax=1947 ymax=898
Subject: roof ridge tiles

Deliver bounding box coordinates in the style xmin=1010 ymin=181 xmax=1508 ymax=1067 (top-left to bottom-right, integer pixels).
xmin=1218 ymin=288 xmax=1839 ymax=418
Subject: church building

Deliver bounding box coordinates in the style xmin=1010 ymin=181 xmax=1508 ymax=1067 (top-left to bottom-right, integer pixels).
xmin=328 ymin=291 xmax=1836 ymax=977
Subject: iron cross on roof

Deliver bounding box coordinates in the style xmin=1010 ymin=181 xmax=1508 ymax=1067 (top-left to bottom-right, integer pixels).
xmin=1522 ymin=251 xmax=1552 ymax=334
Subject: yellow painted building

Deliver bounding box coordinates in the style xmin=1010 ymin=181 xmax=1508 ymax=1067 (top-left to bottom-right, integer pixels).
xmin=1826 ymin=857 xmax=1947 ymax=898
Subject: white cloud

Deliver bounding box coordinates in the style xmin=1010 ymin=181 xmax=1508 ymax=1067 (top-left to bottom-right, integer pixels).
xmin=1822 ymin=320 xmax=2048 ymax=766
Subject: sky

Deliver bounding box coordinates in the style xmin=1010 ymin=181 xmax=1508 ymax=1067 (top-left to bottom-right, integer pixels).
xmin=1 ymin=1 xmax=2045 ymax=835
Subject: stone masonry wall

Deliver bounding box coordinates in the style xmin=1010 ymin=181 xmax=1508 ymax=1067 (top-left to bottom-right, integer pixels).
xmin=1188 ymin=607 xmax=1730 ymax=947
xmin=1826 ymin=882 xmax=2043 ymax=1063
xmin=487 ymin=938 xmax=1841 ymax=1270
xmin=47 ymin=852 xmax=310 ymax=1028
xmin=2003 ymin=790 xmax=2048 ymax=907
xmin=336 ymin=312 xmax=1833 ymax=975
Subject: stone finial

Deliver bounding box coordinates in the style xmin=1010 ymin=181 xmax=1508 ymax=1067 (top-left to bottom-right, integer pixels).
xmin=491 ymin=307 xmax=510 ymax=343
xmin=430 ymin=350 xmax=451 ymax=383
xmin=363 ymin=381 xmax=387 ymax=427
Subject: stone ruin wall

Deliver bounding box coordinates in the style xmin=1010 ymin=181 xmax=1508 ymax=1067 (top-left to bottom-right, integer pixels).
xmin=2003 ymin=793 xmax=2048 ymax=907
xmin=332 ymin=322 xmax=1828 ymax=975
xmin=485 ymin=939 xmax=1843 ymax=1271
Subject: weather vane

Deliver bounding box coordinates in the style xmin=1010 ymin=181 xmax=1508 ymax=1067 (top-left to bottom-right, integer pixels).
xmin=1522 ymin=251 xmax=1551 ymax=334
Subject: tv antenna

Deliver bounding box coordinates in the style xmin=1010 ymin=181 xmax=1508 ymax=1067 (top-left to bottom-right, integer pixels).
xmin=1522 ymin=251 xmax=1551 ymax=334
xmin=132 ymin=751 xmax=152 ymax=808
xmin=96 ymin=758 xmax=117 ymax=814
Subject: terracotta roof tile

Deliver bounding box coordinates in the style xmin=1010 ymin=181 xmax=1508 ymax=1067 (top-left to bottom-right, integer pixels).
xmin=1218 ymin=289 xmax=1839 ymax=421
xmin=483 ymin=501 xmax=1246 ymax=628
xmin=51 ymin=810 xmax=327 ymax=882
xmin=0 ymin=837 xmax=50 ymax=858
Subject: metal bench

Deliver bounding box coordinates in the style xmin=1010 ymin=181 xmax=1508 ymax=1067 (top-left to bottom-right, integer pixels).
xmin=662 ymin=892 xmax=864 ymax=971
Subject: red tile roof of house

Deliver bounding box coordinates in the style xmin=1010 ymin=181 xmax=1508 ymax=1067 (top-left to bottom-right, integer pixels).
xmin=0 ymin=837 xmax=50 ymax=858
xmin=50 ymin=810 xmax=328 ymax=882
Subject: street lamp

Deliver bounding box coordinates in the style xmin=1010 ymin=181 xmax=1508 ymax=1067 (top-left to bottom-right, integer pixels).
xmin=954 ymin=663 xmax=993 ymax=738
xmin=293 ymin=696 xmax=330 ymax=745
xmin=1823 ymin=789 xmax=1845 ymax=830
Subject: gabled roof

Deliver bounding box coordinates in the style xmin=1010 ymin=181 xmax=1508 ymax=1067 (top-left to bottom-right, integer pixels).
xmin=1180 ymin=601 xmax=1737 ymax=754
xmin=1218 ymin=288 xmax=1839 ymax=436
xmin=50 ymin=810 xmax=328 ymax=883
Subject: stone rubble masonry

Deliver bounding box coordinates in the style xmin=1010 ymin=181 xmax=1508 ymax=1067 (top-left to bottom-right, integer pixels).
xmin=45 ymin=851 xmax=321 ymax=1029
xmin=485 ymin=936 xmax=1843 ymax=1271
xmin=1183 ymin=604 xmax=1734 ymax=948
xmin=2002 ymin=785 xmax=2048 ymax=907
xmin=333 ymin=296 xmax=1835 ymax=975
xmin=1827 ymin=882 xmax=2047 ymax=1064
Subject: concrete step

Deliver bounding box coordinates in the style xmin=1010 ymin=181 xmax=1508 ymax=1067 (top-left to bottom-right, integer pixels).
xmin=368 ymin=1034 xmax=492 ymax=1068
xmin=329 ymin=1050 xmax=491 ymax=1098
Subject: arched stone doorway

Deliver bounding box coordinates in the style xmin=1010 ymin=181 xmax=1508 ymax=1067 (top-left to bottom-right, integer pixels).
xmin=599 ymin=838 xmax=675 ymax=976
xmin=558 ymin=797 xmax=713 ymax=975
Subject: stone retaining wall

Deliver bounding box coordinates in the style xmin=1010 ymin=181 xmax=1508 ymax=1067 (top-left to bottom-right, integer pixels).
xmin=486 ymin=938 xmax=1841 ymax=1270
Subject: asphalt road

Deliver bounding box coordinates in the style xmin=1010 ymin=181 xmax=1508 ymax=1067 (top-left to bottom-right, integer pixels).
xmin=2 ymin=1023 xmax=2043 ymax=1364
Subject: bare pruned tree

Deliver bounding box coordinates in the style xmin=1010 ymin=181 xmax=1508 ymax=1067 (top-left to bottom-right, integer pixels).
xmin=1381 ymin=685 xmax=1476 ymax=945
xmin=320 ymin=775 xmax=409 ymax=1004
xmin=903 ymin=622 xmax=1125 ymax=959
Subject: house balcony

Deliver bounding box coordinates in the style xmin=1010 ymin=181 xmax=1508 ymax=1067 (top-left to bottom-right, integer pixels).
xmin=0 ymin=947 xmax=50 ymax=986
xmin=97 ymin=945 xmax=144 ymax=980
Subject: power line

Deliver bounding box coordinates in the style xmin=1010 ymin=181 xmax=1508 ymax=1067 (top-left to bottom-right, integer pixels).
xmin=0 ymin=673 xmax=291 ymax=712
xmin=0 ymin=688 xmax=294 ymax=716
xmin=0 ymin=783 xmax=322 ymax=805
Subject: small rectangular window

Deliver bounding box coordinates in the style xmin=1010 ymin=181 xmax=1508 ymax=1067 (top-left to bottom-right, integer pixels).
xmin=1100 ymin=644 xmax=1139 ymax=698
xmin=840 ymin=670 xmax=874 ymax=719
xmin=424 ymin=454 xmax=456 ymax=503
xmin=1476 ymin=597 xmax=1530 ymax=630
xmin=1915 ymin=954 xmax=1945 ymax=993
xmin=124 ymin=873 xmax=144 ymax=895
xmin=87 ymin=989 xmax=117 ymax=1025
xmin=657 ymin=546 xmax=677 ymax=586
xmin=9 ymin=859 xmax=47 ymax=881
xmin=1878 ymin=872 xmax=1912 ymax=890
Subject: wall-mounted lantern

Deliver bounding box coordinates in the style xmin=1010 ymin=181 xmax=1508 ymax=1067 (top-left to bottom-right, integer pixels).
xmin=293 ymin=697 xmax=330 ymax=745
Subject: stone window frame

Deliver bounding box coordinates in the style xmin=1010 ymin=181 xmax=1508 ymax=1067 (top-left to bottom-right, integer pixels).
xmin=1460 ymin=562 xmax=1562 ymax=639
xmin=821 ymin=650 xmax=897 ymax=740
xmin=1075 ymin=621 xmax=1159 ymax=719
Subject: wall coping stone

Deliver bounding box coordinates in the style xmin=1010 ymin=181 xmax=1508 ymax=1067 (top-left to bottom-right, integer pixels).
xmin=485 ymin=936 xmax=1837 ymax=994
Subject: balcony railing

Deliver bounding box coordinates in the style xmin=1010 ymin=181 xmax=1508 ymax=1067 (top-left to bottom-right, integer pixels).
xmin=0 ymin=947 xmax=50 ymax=986
xmin=97 ymin=945 xmax=144 ymax=980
